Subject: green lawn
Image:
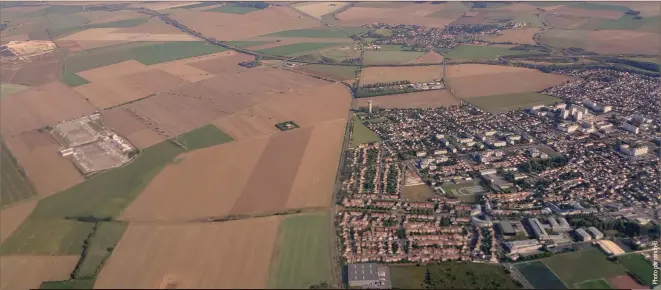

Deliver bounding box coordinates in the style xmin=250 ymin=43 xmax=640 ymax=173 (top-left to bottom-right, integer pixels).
xmin=445 ymin=45 xmax=541 ymax=60
xmin=617 ymin=254 xmax=655 ymax=286
xmin=60 ymin=73 xmax=90 ymax=87
xmin=299 ymin=64 xmax=359 ymax=80
xmin=257 ymin=42 xmax=340 ymax=56
xmin=0 ymin=219 xmax=95 ymax=255
xmin=0 ymin=84 xmax=31 ymax=98
xmin=76 ymin=222 xmax=128 ymax=279
xmin=1 ymin=141 xmax=38 ymax=207
xmin=177 ymin=124 xmax=234 ymax=151
xmin=542 ymin=248 xmax=627 ymax=287
xmin=261 ymin=28 xmax=351 ymax=38
xmin=363 ymin=51 xmax=426 ymax=65
xmin=40 ymin=279 xmax=96 ymax=289
xmin=391 ymin=263 xmax=521 ymax=289
xmin=576 ymin=279 xmax=614 ymax=289
xmin=205 ymin=4 xmax=260 ymax=14
xmin=350 ymin=116 xmax=382 ymax=148
xmin=63 ymin=42 xmax=227 ymax=75
xmin=268 ymin=212 xmax=331 ymax=289
xmin=466 ymin=92 xmax=561 ymax=113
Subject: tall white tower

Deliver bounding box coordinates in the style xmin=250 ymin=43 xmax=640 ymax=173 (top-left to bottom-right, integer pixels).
xmin=367 ymin=101 xmax=373 ymax=114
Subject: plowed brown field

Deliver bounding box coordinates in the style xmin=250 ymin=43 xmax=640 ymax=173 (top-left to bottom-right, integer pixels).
xmin=5 ymin=132 xmax=83 ymax=196
xmin=1 ymin=256 xmax=79 ymax=290
xmin=446 ymin=64 xmax=571 ymax=98
xmin=354 ymin=90 xmax=459 ymax=109
xmin=101 ymin=108 xmax=166 ymax=149
xmin=336 ymin=4 xmax=456 ymax=27
xmin=95 ymin=217 xmax=280 ymax=289
xmin=1 ymin=81 xmax=97 ymax=137
xmin=1 ymin=200 xmax=37 ymax=243
xmin=0 ymin=51 xmax=64 ymax=86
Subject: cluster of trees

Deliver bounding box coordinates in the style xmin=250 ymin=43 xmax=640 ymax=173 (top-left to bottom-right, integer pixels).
xmin=233 ymin=1 xmax=270 ymax=9
xmin=362 ymin=148 xmax=379 ymax=192
xmin=603 ymin=57 xmax=660 ymax=72
xmin=567 ymin=215 xmax=660 ymax=238
xmin=511 ymin=251 xmax=553 ymax=262
xmin=361 ymin=80 xmax=411 ymax=88
xmin=517 ymin=156 xmax=567 ymax=173
xmin=421 ymin=263 xmax=522 ymax=289
xmin=308 ymin=282 xmax=328 ymax=289
xmin=509 ymin=45 xmax=552 ymax=53
xmin=355 ymin=87 xmax=422 ymax=98
xmin=342 ymin=57 xmax=361 ymax=64
xmin=386 ymin=165 xmax=399 ymax=193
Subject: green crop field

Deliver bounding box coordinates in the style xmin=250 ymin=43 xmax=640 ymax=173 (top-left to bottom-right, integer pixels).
xmin=261 ymin=28 xmax=351 ymax=38
xmin=391 ymin=263 xmax=521 ymax=289
xmin=617 ymin=254 xmax=655 ymax=286
xmin=76 ymin=222 xmax=128 ymax=278
xmin=568 ymin=2 xmax=632 ymax=12
xmin=268 ymin=212 xmax=331 ymax=289
xmin=63 ymin=42 xmax=227 ymax=75
xmin=363 ymin=51 xmax=426 ymax=65
xmin=577 ymin=15 xmax=660 ymax=31
xmin=299 ymin=64 xmax=359 ymax=80
xmin=445 ymin=45 xmax=541 ymax=60
xmin=466 ymin=92 xmax=561 ymax=113
xmin=21 ymin=5 xmax=84 ymax=17
xmin=576 ymin=278 xmax=614 ymax=289
xmin=24 ymin=14 xmax=90 ymax=40
xmin=515 ymin=261 xmax=567 ymax=289
xmin=402 ymin=184 xmax=436 ymax=202
xmin=40 ymin=279 xmax=95 ymax=289
xmin=225 ymin=41 xmax=271 ymax=48
xmin=176 ymin=2 xmax=222 ymax=9
xmin=0 ymin=219 xmax=95 ymax=255
xmin=1 ymin=141 xmax=38 ymax=207
xmin=178 ymin=125 xmax=234 ymax=151
xmin=257 ymin=42 xmax=340 ymax=56
xmin=205 ymin=4 xmax=260 ymax=14
xmin=350 ymin=116 xmax=382 ymax=148
xmin=61 ymin=73 xmax=90 ymax=87
xmin=0 ymin=84 xmax=31 ymax=99
xmin=543 ymin=248 xmax=627 ymax=288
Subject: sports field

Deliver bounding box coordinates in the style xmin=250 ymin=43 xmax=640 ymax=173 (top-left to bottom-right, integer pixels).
xmin=350 ymin=116 xmax=382 ymax=148
xmin=445 ymin=45 xmax=541 ymax=60
xmin=543 ymin=248 xmax=627 ymax=288
xmin=617 ymin=254 xmax=655 ymax=286
xmin=441 ymin=180 xmax=488 ymax=203
xmin=576 ymin=278 xmax=613 ymax=289
xmin=1 ymin=141 xmax=38 ymax=207
xmin=257 ymin=42 xmax=341 ymax=56
xmin=268 ymin=212 xmax=331 ymax=289
xmin=515 ymin=260 xmax=567 ymax=289
xmin=467 ymin=92 xmax=561 ymax=113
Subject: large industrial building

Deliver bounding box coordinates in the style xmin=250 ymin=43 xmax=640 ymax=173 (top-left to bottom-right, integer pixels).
xmin=527 ymin=218 xmax=549 ymax=240
xmin=498 ymin=221 xmax=515 ymax=236
xmin=574 ymin=228 xmax=592 ymax=241
xmin=587 ymin=227 xmax=604 ymax=240
xmin=548 ymin=217 xmax=572 ymax=232
xmin=504 ymin=239 xmax=541 ymax=254
xmin=347 ymin=263 xmax=392 ymax=289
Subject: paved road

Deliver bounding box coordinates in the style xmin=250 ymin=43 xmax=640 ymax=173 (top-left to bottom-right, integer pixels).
xmin=503 ymin=262 xmax=534 ymax=289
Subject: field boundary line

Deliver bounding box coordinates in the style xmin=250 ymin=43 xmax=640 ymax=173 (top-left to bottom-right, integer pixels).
xmin=541 ymin=259 xmax=571 ymax=289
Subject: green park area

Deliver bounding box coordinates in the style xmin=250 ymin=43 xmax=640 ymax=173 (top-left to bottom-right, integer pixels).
xmin=350 ymin=116 xmax=382 ymax=148
xmin=390 ymin=263 xmax=521 ymax=289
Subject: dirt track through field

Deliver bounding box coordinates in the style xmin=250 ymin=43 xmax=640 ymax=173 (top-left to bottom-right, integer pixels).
xmin=230 ymin=127 xmax=313 ymax=215
xmin=95 ymin=217 xmax=280 ymax=289
xmin=1 ymin=256 xmax=79 ymax=290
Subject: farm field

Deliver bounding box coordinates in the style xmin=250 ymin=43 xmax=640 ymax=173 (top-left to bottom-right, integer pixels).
xmin=354 ymin=90 xmax=460 ymax=109
xmin=1 ymin=140 xmax=38 ymax=207
xmin=514 ymin=260 xmax=567 ymax=289
xmin=467 ymin=92 xmax=561 ymax=113
xmin=405 ymin=51 xmax=445 ymax=64
xmin=445 ymin=64 xmax=572 ymax=99
xmin=402 ymin=184 xmax=436 ymax=202
xmin=260 ymin=27 xmax=352 ymax=38
xmin=479 ymin=28 xmax=541 ymax=45
xmin=350 ymin=116 xmax=382 ymax=148
xmin=363 ymin=50 xmax=427 ymax=65
xmin=295 ymin=64 xmax=359 ymax=81
xmin=334 ymin=4 xmax=456 ymax=27
xmin=445 ymin=45 xmax=541 ymax=60
xmin=293 ymin=2 xmax=348 ymax=19
xmin=49 ymin=17 xmax=149 ymax=39
xmin=94 ymin=216 xmax=281 ymax=288
xmin=0 ymin=84 xmax=30 ymax=99
xmin=75 ymin=222 xmax=129 ymax=279
xmin=205 ymin=3 xmax=261 ymax=14
xmin=268 ymin=212 xmax=331 ymax=289
xmin=0 ymin=200 xmax=37 ymax=243
xmin=616 ymin=254 xmax=655 ymax=286
xmin=391 ymin=263 xmax=521 ymax=289
xmin=539 ymin=29 xmax=659 ymax=55
xmin=360 ymin=66 xmax=442 ymax=85
xmin=176 ymin=124 xmax=234 ymax=151
xmin=40 ymin=279 xmax=95 ymax=289
xmin=543 ymin=248 xmax=627 ymax=288
xmin=257 ymin=42 xmax=341 ymax=56
xmin=0 ymin=219 xmax=95 ymax=255
xmin=0 ymin=256 xmax=79 ymax=290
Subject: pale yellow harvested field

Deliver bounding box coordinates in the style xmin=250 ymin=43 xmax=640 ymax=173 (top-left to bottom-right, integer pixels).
xmin=586 ymin=30 xmax=659 ymax=55
xmin=78 ymin=10 xmax=147 ymax=25
xmin=247 ymin=36 xmax=353 ymax=43
xmin=286 ymin=119 xmax=346 ymax=209
xmin=213 ymin=106 xmax=280 ymax=140
xmin=101 ymin=108 xmax=166 ymax=149
xmin=405 ymin=51 xmax=444 ymax=64
xmin=60 ymin=28 xmax=197 ymax=49
xmin=96 ymin=217 xmax=280 ymax=289
xmin=1 ymin=256 xmax=79 ymax=290
xmin=294 ymin=2 xmax=349 ymax=19
xmin=168 ymin=6 xmax=322 ymax=40
xmin=479 ymin=28 xmax=540 ymax=45
xmin=77 ymin=60 xmax=151 ymax=82
xmin=151 ymin=62 xmax=214 ymax=83
xmin=336 ymin=4 xmax=456 ymax=27
xmin=446 ymin=64 xmax=572 ymax=98
xmin=5 ymin=133 xmax=84 ymax=196
xmin=354 ymin=90 xmax=459 ymax=109
xmin=119 ymin=136 xmax=271 ymax=222
xmin=0 ymin=200 xmax=37 ymax=243
xmin=553 ymin=6 xmax=624 ymax=19
xmin=361 ymin=66 xmax=443 ymax=85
